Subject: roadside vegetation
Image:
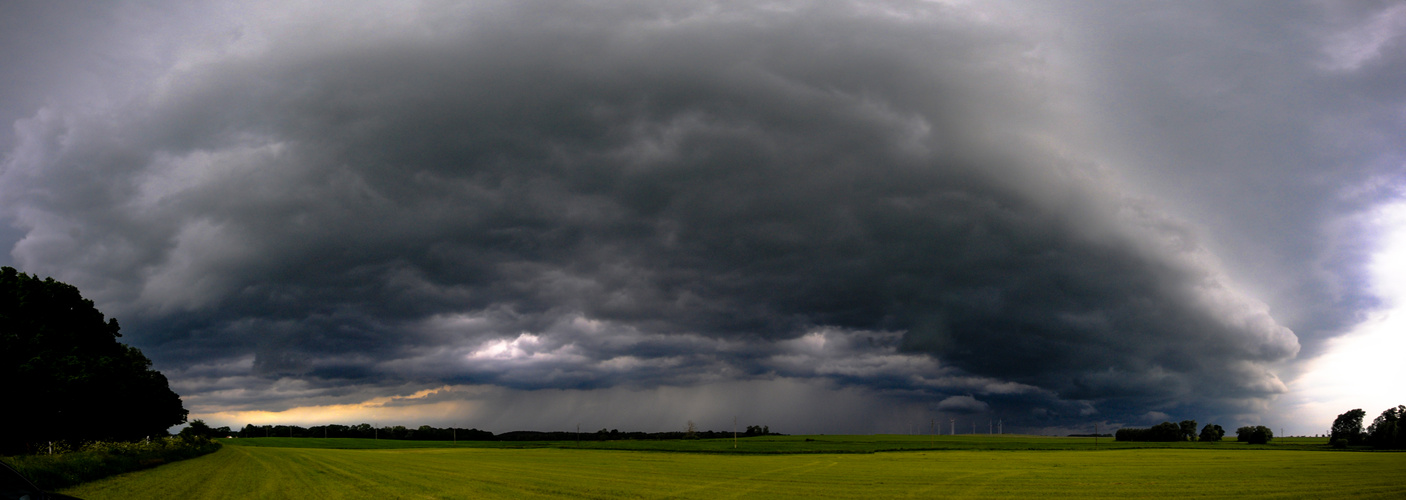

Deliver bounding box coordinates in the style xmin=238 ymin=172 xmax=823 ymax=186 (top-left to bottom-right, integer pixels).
xmin=1 ymin=436 xmax=220 ymax=491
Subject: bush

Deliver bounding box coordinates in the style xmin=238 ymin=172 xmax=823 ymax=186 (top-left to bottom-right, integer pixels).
xmin=1330 ymin=438 xmax=1348 ymax=449
xmin=1 ymin=436 xmax=220 ymax=491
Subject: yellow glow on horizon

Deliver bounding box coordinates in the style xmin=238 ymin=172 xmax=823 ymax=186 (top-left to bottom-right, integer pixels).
xmin=194 ymin=385 xmax=481 ymax=428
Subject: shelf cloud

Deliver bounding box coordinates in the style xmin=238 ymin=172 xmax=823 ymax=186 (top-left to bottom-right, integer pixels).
xmin=2 ymin=0 xmax=1401 ymax=433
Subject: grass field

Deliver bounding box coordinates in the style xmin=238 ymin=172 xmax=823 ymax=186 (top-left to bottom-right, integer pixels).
xmin=60 ymin=436 xmax=1406 ymax=499
xmin=212 ymin=434 xmax=1335 ymax=453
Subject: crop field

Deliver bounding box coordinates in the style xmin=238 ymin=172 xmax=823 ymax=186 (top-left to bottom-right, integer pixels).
xmin=61 ymin=436 xmax=1406 ymax=499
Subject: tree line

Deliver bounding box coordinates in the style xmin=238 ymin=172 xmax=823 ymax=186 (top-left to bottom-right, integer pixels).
xmin=1329 ymin=406 xmax=1406 ymax=449
xmin=174 ymin=422 xmax=497 ymax=441
xmin=176 ymin=420 xmax=778 ymax=442
xmin=1114 ymin=420 xmax=1239 ymax=443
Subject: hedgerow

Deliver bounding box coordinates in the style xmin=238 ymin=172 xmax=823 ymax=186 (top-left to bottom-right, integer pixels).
xmin=1 ymin=435 xmax=220 ymax=491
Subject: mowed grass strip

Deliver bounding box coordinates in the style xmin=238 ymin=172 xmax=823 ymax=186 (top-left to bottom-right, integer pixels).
xmin=62 ymin=444 xmax=1406 ymax=499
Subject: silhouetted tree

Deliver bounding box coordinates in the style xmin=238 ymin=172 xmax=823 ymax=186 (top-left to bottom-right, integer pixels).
xmin=1115 ymin=422 xmax=1184 ymax=442
xmin=1198 ymin=424 xmax=1224 ymax=442
xmin=179 ymin=419 xmax=214 ymax=439
xmin=1330 ymin=409 xmax=1366 ymax=445
xmin=1366 ymin=405 xmax=1405 ymax=449
xmin=1179 ymin=420 xmax=1198 ymax=441
xmin=0 ymin=267 xmax=187 ymax=453
xmin=1236 ymin=425 xmax=1273 ymax=444
xmin=744 ymin=425 xmax=772 ymax=436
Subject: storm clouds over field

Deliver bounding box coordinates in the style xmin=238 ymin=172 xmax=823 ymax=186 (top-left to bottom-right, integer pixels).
xmin=2 ymin=1 xmax=1403 ymax=434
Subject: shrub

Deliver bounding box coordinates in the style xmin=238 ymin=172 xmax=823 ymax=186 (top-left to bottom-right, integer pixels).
xmin=1330 ymin=438 xmax=1348 ymax=449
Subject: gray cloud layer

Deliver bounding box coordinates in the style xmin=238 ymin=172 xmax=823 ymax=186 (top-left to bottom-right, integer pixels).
xmin=3 ymin=0 xmax=1399 ymax=432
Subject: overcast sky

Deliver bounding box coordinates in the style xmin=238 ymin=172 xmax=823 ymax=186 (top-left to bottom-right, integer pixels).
xmin=2 ymin=0 xmax=1402 ymax=436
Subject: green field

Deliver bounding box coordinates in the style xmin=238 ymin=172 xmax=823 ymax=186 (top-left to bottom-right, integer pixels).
xmin=60 ymin=436 xmax=1406 ymax=499
xmin=210 ymin=434 xmax=1335 ymax=453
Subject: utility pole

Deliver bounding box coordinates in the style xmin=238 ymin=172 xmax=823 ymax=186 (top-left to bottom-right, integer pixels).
xmin=734 ymin=416 xmax=738 ymax=449
xmin=950 ymin=419 xmax=955 ymax=436
xmin=999 ymin=419 xmax=1002 ymax=435
xmin=576 ymin=424 xmax=580 ymax=447
xmin=1095 ymin=423 xmax=1099 ymax=447
xmin=453 ymin=428 xmax=457 ymax=444
xmin=930 ymin=419 xmax=935 ymax=446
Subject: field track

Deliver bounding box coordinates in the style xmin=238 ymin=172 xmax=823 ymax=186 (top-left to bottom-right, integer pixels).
xmin=62 ymin=439 xmax=1406 ymax=499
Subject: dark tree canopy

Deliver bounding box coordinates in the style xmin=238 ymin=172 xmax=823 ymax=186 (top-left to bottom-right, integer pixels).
xmin=1330 ymin=408 xmax=1367 ymax=445
xmin=177 ymin=419 xmax=230 ymax=440
xmin=1115 ymin=422 xmax=1184 ymax=442
xmin=1178 ymin=420 xmax=1198 ymax=441
xmin=1366 ymin=405 xmax=1405 ymax=449
xmin=0 ymin=267 xmax=187 ymax=453
xmin=1198 ymin=424 xmax=1224 ymax=442
xmin=1236 ymin=425 xmax=1273 ymax=444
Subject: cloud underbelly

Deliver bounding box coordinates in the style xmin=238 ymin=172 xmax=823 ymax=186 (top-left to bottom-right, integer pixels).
xmin=0 ymin=0 xmax=1298 ymax=425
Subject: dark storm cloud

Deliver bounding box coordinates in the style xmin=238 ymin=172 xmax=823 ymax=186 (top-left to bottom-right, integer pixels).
xmin=0 ymin=0 xmax=1339 ymax=430
xmin=1040 ymin=1 xmax=1406 ymax=359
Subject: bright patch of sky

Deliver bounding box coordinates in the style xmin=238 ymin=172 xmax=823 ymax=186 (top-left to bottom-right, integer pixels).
xmin=1280 ymin=201 xmax=1406 ymax=434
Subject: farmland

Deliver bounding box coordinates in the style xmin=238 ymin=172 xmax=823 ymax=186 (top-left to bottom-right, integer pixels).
xmin=213 ymin=434 xmax=1334 ymax=453
xmin=61 ymin=436 xmax=1406 ymax=499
